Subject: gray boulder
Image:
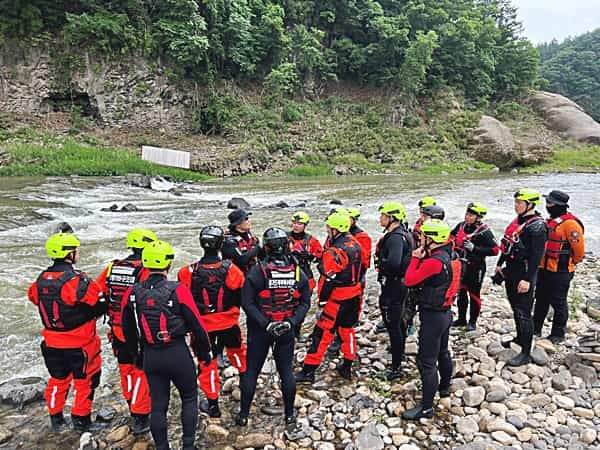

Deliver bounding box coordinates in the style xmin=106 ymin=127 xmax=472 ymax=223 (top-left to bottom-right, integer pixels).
xmin=227 ymin=197 xmax=250 ymax=209
xmin=0 ymin=377 xmax=45 ymax=407
xmin=528 ymin=91 xmax=600 ymax=144
xmin=126 ymin=173 xmax=152 ymax=188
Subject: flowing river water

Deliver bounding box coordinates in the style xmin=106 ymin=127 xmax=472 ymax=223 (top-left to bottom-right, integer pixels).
xmin=0 ymin=172 xmax=598 ymax=385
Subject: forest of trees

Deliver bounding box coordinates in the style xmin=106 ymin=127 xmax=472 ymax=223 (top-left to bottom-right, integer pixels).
xmin=0 ymin=0 xmax=539 ymax=103
xmin=539 ymin=28 xmax=600 ymax=121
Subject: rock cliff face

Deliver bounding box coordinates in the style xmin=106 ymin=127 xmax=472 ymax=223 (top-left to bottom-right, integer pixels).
xmin=0 ymin=45 xmax=194 ymax=132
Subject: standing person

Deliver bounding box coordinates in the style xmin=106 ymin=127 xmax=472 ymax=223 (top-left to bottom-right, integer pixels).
xmin=28 ymin=233 xmax=106 ymax=432
xmin=236 ymin=228 xmax=311 ymax=428
xmin=403 ymin=220 xmax=461 ymax=420
xmin=413 ymin=197 xmax=437 ymax=234
xmin=496 ymin=189 xmax=547 ymax=367
xmin=122 ymin=241 xmax=212 ymax=450
xmin=222 ymin=209 xmax=262 ymax=274
xmin=375 ymin=202 xmax=415 ymax=380
xmin=96 ymin=228 xmax=157 ymax=434
xmin=533 ymin=190 xmax=585 ymax=344
xmin=288 ymin=211 xmax=324 ymax=341
xmin=451 ymin=203 xmax=499 ymax=331
xmin=178 ymin=226 xmax=246 ymax=418
xmin=296 ymin=212 xmax=362 ymax=382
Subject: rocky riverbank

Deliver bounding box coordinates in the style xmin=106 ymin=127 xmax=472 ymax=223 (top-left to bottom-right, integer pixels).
xmin=1 ymin=258 xmax=599 ymax=450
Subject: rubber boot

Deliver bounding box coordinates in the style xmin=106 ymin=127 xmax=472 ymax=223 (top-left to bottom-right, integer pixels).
xmin=234 ymin=412 xmax=248 ymax=427
xmin=285 ymin=412 xmax=297 ymax=430
xmin=72 ymin=414 xmax=91 ymax=432
xmin=295 ymin=364 xmax=317 ymax=383
xmin=508 ymin=352 xmax=531 ymax=367
xmin=336 ymin=359 xmax=353 ymax=380
xmin=385 ymin=366 xmax=403 ymax=382
xmin=402 ymin=404 xmax=434 ymax=420
xmin=466 ymin=323 xmax=477 ymax=332
xmin=132 ymin=413 xmax=150 ymax=435
xmin=50 ymin=412 xmax=69 ymax=432
xmin=452 ymin=318 xmax=467 ymax=327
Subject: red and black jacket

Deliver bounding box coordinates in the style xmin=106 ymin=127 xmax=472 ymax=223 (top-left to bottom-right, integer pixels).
xmin=288 ymin=231 xmax=323 ymax=282
xmin=222 ymin=230 xmax=262 ymax=273
xmin=241 ymin=255 xmax=311 ymax=330
xmin=28 ymin=261 xmax=103 ymax=348
xmin=404 ymin=244 xmax=462 ymax=311
xmin=318 ymin=233 xmax=363 ymax=302
xmin=451 ymin=221 xmax=499 ymax=266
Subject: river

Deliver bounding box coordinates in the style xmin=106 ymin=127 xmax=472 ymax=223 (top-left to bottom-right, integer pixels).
xmin=0 ymin=172 xmax=598 ymax=384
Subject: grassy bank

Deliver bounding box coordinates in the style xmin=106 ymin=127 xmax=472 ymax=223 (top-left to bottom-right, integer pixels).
xmin=0 ymin=131 xmax=209 ymax=181
xmin=522 ymin=146 xmax=600 ymax=173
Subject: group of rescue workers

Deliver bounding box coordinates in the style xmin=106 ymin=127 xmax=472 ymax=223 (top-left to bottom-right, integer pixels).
xmin=27 ymin=187 xmax=585 ymax=450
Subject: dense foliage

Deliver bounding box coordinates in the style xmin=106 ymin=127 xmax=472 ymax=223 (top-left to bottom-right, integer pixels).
xmin=1 ymin=0 xmax=538 ymax=101
xmin=538 ymin=29 xmax=600 ymax=121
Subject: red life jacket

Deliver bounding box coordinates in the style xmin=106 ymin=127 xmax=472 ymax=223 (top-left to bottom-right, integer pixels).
xmin=36 ymin=270 xmax=96 ymax=331
xmin=227 ymin=232 xmax=258 ymax=272
xmin=329 ymin=234 xmax=362 ymax=287
xmin=257 ymin=260 xmax=301 ymax=321
xmin=418 ymin=249 xmax=462 ymax=310
xmin=545 ymin=213 xmax=584 ymax=270
xmin=454 ymin=221 xmax=489 ymax=258
xmin=289 ymin=233 xmax=314 ymax=279
xmin=190 ymin=260 xmax=235 ymax=314
xmin=131 ymin=280 xmax=187 ymax=345
xmin=105 ymin=259 xmax=144 ymax=330
xmin=500 ymin=215 xmax=545 ymax=260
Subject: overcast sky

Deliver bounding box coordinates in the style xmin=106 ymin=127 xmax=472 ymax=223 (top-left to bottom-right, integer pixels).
xmin=512 ymin=0 xmax=600 ymax=43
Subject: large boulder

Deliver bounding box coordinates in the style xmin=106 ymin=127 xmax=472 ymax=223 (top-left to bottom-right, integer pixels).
xmin=528 ymin=91 xmax=600 ymax=144
xmin=470 ymin=115 xmax=552 ymax=169
xmin=0 ymin=377 xmax=45 ymax=407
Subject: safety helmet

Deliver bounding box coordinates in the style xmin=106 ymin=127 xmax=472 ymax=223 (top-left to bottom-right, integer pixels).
xmin=46 ymin=233 xmax=80 ymax=259
xmin=291 ymin=211 xmax=310 ymax=225
xmin=199 ymin=225 xmax=224 ymax=250
xmin=326 ymin=212 xmax=351 ymax=233
xmin=142 ymin=240 xmax=175 ymax=269
xmin=329 ymin=207 xmax=349 ymax=217
xmin=421 ymin=205 xmax=445 ymax=220
xmin=127 ymin=228 xmax=158 ymax=249
xmin=514 ymin=188 xmax=541 ymax=206
xmin=466 ymin=202 xmax=487 ymax=218
xmin=421 ymin=219 xmax=451 ymax=244
xmin=378 ymin=201 xmax=406 ymax=222
xmin=346 ymin=207 xmax=361 ymax=220
xmin=263 ymin=227 xmax=289 ymax=254
xmin=418 ymin=197 xmax=436 ymax=208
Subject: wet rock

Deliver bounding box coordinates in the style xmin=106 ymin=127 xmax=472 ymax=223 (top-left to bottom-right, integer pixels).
xmin=463 ymin=386 xmax=486 ymax=407
xmin=96 ymin=406 xmax=117 ymax=422
xmin=355 ymin=423 xmax=384 ymax=450
xmin=0 ymin=377 xmax=45 ymax=407
xmin=227 ymin=197 xmax=250 ymax=209
xmin=275 ymin=201 xmax=289 ymax=208
xmin=551 ymin=371 xmax=573 ymax=391
xmin=206 ymin=424 xmax=229 ymax=439
xmin=120 ymin=203 xmax=138 ymax=212
xmin=54 ymin=221 xmax=74 ymax=233
xmin=0 ymin=425 xmax=13 ymax=444
xmin=570 ymin=363 xmax=597 ymax=385
xmin=101 ymin=204 xmax=119 ymax=212
xmin=329 ymin=199 xmax=343 ymax=205
xmin=79 ymin=432 xmax=98 ymax=450
xmin=235 ymin=433 xmax=273 ymax=448
xmin=127 ymin=173 xmax=152 ymax=188
xmin=531 ymin=347 xmax=549 ymax=365
xmin=106 ymin=425 xmax=130 ymax=442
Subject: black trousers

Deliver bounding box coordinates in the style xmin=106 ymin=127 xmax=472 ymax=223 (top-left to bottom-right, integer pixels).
xmin=379 ymin=280 xmax=408 ymax=369
xmin=417 ymin=309 xmax=453 ymax=410
xmin=505 ymin=270 xmax=536 ymax=355
xmin=144 ymin=339 xmax=198 ymax=450
xmin=457 ymin=263 xmax=485 ymax=324
xmin=533 ymin=269 xmax=574 ymax=338
xmin=240 ymin=323 xmax=296 ymax=418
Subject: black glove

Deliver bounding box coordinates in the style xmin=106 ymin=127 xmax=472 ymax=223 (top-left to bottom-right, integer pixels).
xmin=491 ymin=271 xmax=505 ymax=286
xmin=266 ymin=320 xmax=292 ymax=338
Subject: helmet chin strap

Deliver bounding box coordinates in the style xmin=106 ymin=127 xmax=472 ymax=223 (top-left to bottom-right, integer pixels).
xmin=519 ymin=202 xmax=535 ymax=217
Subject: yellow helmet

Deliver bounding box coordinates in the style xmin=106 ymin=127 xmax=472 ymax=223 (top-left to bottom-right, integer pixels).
xmin=346 ymin=207 xmax=361 ymax=220
xmin=421 ymin=219 xmax=451 ymax=244
xmin=127 ymin=228 xmax=158 ymax=249
xmin=142 ymin=240 xmax=175 ymax=269
xmin=326 ymin=212 xmax=351 ymax=233
xmin=418 ymin=197 xmax=436 ymax=208
xmin=291 ymin=211 xmax=310 ymax=225
xmin=378 ymin=201 xmax=406 ymax=222
xmin=466 ymin=202 xmax=487 ymax=218
xmin=514 ymin=188 xmax=541 ymax=206
xmin=46 ymin=233 xmax=80 ymax=259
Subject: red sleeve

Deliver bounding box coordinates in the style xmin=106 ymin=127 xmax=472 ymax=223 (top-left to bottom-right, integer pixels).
xmin=404 ymin=257 xmax=444 ymax=287
xmin=225 ymin=264 xmax=245 ymax=290
xmin=176 ymin=284 xmax=207 ymax=329
xmin=28 ymin=282 xmax=39 ymax=305
xmin=177 ymin=265 xmax=193 ymax=288
xmin=356 ymin=233 xmax=372 ymax=269
xmin=61 ymin=275 xmax=101 ymax=307
xmin=309 ymin=236 xmax=324 ymax=259
xmin=95 ymin=266 xmax=110 ymax=296
xmin=322 ymin=247 xmax=347 ymax=276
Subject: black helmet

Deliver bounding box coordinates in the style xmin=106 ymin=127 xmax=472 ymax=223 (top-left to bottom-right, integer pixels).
xmin=199 ymin=225 xmax=224 ymax=249
xmin=263 ymin=227 xmax=289 ymax=255
xmin=422 ymin=205 xmax=445 ymax=220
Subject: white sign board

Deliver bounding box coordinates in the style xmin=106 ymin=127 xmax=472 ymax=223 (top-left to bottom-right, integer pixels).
xmin=141 ymin=145 xmax=191 ymax=169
